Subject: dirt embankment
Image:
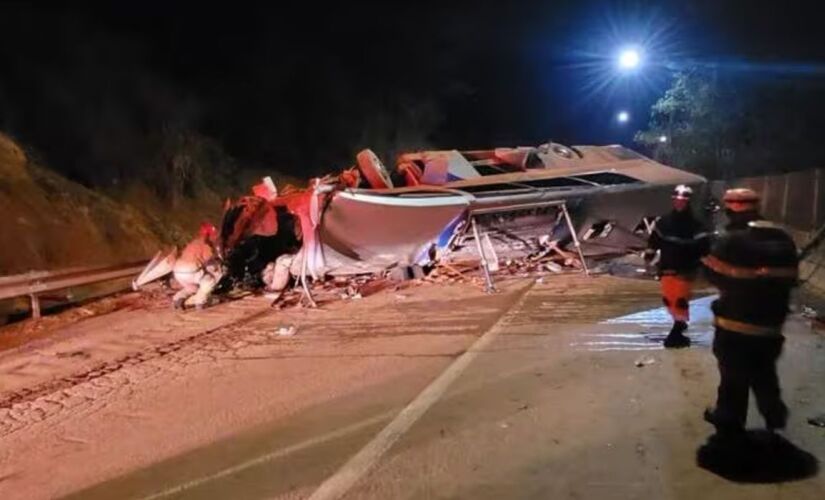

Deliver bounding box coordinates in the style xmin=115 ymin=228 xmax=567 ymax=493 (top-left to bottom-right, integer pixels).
xmin=0 ymin=132 xmax=299 ymax=275
xmin=0 ymin=133 xmax=209 ymax=274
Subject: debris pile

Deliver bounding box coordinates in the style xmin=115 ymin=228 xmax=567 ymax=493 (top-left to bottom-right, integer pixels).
xmin=499 ymin=242 xmax=584 ymax=277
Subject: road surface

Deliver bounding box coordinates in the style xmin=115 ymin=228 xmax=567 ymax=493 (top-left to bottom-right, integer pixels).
xmin=0 ymin=273 xmax=823 ymax=499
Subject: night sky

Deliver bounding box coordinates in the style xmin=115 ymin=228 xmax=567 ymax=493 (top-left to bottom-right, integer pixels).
xmin=1 ymin=1 xmax=824 ymax=181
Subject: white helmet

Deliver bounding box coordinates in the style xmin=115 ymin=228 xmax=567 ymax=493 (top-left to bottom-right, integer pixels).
xmin=672 ymin=184 xmax=693 ymax=200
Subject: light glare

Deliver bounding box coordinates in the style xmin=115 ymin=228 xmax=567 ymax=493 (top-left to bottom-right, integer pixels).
xmin=618 ymin=48 xmax=641 ymax=70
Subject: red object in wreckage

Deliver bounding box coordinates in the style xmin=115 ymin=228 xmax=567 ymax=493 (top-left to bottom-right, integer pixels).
xmin=271 ymin=186 xmax=320 ymax=232
xmin=269 ymin=181 xmax=327 ymax=277
xmin=356 ymin=149 xmax=393 ymax=189
xmin=340 ymin=167 xmax=361 ymax=189
xmin=199 ymin=221 xmax=218 ymax=240
xmin=397 ymin=162 xmax=422 ymax=186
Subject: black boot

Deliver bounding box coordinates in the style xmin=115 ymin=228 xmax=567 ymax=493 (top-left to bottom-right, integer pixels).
xmin=664 ymin=321 xmax=690 ymax=348
xmin=704 ymin=407 xmax=747 ymax=444
xmin=704 ymin=407 xmax=720 ymax=426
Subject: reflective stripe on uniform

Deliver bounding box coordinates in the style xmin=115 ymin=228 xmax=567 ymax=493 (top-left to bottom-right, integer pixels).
xmin=701 ymin=255 xmax=798 ymax=279
xmin=653 ymin=227 xmax=709 ymax=245
xmin=714 ymin=316 xmax=781 ymax=336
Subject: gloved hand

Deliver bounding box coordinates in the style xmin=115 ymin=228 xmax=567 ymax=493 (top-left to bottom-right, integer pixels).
xmin=203 ymin=259 xmax=223 ymax=279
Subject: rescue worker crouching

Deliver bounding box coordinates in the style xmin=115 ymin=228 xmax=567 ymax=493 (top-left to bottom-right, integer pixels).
xmin=172 ymin=222 xmax=223 ymax=310
xmin=702 ymin=188 xmax=799 ymax=438
xmin=644 ymin=184 xmax=710 ymax=348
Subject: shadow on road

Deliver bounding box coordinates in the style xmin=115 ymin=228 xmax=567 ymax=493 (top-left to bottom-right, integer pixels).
xmin=696 ymin=430 xmax=819 ymax=483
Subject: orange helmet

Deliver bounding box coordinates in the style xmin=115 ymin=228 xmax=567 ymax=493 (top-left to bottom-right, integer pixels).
xmin=199 ymin=221 xmax=218 ymax=240
xmin=722 ymin=188 xmax=760 ymax=213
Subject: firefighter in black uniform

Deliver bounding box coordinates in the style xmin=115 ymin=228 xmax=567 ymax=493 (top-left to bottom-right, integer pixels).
xmin=702 ymin=188 xmax=799 ymax=438
xmin=645 ymin=184 xmax=711 ymax=348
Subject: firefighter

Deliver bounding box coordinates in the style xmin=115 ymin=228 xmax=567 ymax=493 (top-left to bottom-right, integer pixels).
xmin=644 ymin=184 xmax=710 ymax=348
xmin=702 ymin=188 xmax=799 ymax=438
xmin=172 ymin=222 xmax=223 ymax=310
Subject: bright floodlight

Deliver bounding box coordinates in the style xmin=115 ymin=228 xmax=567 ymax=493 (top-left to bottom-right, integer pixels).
xmin=617 ymin=111 xmax=630 ymax=123
xmin=618 ymin=48 xmax=641 ymax=70
xmin=658 ymin=135 xmax=668 ymax=143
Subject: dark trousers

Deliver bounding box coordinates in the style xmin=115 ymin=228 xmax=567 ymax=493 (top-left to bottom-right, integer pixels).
xmin=712 ymin=327 xmax=787 ymax=431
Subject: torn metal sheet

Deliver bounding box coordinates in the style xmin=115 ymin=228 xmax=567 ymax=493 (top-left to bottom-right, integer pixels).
xmin=318 ymin=190 xmax=470 ymax=275
xmin=132 ymin=249 xmax=176 ymax=290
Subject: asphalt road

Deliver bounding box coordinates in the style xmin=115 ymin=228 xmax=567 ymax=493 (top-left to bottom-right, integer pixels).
xmin=1 ymin=274 xmax=823 ymax=499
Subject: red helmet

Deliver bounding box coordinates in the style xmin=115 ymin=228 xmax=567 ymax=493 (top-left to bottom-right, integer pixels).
xmin=199 ymin=221 xmax=218 ymax=240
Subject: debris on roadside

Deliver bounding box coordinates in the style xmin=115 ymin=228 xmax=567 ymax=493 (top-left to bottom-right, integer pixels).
xmin=55 ymin=350 xmax=91 ymax=359
xmin=807 ymin=414 xmax=825 ymax=427
xmin=802 ymin=306 xmax=818 ymax=319
xmin=357 ymin=278 xmax=392 ymax=298
xmin=545 ymin=262 xmax=563 ymax=274
xmin=275 ymin=325 xmax=297 ymax=337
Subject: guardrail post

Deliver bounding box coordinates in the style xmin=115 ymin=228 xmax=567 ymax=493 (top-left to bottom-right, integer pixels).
xmin=30 ymin=294 xmax=41 ymax=320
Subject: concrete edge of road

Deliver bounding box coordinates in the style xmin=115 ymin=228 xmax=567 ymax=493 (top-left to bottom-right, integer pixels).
xmin=307 ymin=280 xmax=536 ymax=500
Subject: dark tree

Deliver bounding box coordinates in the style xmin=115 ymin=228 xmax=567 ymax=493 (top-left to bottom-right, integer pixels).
xmin=636 ymin=69 xmax=825 ymax=179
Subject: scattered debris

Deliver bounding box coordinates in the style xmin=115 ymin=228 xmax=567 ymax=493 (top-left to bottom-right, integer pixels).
xmin=807 ymin=414 xmax=825 ymax=427
xmin=275 ymin=326 xmax=297 ymax=337
xmin=802 ymin=306 xmax=818 ymax=319
xmin=357 ymin=278 xmax=392 ymax=298
xmin=545 ymin=262 xmax=563 ymax=274
xmin=55 ymin=350 xmax=91 ymax=359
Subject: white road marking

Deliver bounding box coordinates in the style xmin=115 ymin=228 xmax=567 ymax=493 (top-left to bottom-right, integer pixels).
xmin=584 ymin=346 xmax=662 ymax=352
xmin=307 ymin=283 xmax=535 ymax=500
xmin=580 ymin=333 xmax=656 ymax=338
xmin=571 ymin=341 xmax=654 ymax=346
xmin=140 ymin=412 xmax=390 ymax=500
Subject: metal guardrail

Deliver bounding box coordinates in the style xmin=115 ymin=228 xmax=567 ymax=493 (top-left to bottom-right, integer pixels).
xmin=0 ymin=260 xmax=149 ymax=319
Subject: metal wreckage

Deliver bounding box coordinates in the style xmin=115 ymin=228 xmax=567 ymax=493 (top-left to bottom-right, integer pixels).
xmin=133 ymin=142 xmax=708 ymax=304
